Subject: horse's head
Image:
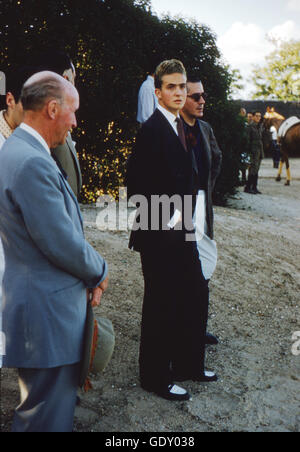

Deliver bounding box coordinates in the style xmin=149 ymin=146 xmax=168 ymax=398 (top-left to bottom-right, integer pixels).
xmin=264 ymin=114 xmax=285 ymax=131
xmin=263 ymin=117 xmax=282 ymax=131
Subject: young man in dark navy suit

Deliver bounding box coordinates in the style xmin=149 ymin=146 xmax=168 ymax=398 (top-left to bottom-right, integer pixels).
xmin=127 ymin=60 xmax=220 ymax=401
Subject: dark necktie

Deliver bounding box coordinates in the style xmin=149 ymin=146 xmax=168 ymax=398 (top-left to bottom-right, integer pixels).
xmin=176 ymin=117 xmax=188 ymax=152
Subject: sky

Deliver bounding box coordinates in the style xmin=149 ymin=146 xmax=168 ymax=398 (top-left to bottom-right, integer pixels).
xmin=150 ymin=0 xmax=300 ymax=99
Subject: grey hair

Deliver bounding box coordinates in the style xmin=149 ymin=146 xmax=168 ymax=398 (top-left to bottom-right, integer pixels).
xmin=20 ymin=76 xmax=65 ymax=112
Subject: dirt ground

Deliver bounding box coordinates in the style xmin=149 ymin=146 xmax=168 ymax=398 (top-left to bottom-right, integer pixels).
xmin=1 ymin=159 xmax=299 ymax=433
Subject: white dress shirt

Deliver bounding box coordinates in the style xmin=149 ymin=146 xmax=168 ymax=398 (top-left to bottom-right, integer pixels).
xmin=270 ymin=125 xmax=277 ymax=141
xmin=137 ymin=76 xmax=159 ymax=124
xmin=157 ymin=104 xmax=179 ymax=136
xmin=19 ymin=123 xmax=51 ymax=155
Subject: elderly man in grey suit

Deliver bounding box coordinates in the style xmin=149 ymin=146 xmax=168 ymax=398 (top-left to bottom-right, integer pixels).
xmin=35 ymin=50 xmax=83 ymax=199
xmin=0 ymin=71 xmax=108 ymax=432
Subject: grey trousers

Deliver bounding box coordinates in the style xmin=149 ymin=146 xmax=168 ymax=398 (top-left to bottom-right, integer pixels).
xmin=12 ymin=363 xmax=79 ymax=432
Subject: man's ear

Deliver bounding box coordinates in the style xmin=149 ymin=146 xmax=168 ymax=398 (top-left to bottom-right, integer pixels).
xmin=6 ymin=92 xmax=16 ymax=109
xmin=47 ymin=99 xmax=59 ymax=120
xmin=155 ymin=88 xmax=161 ymax=101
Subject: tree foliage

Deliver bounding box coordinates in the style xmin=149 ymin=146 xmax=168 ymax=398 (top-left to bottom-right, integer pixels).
xmin=251 ymin=39 xmax=300 ymax=101
xmin=0 ymin=0 xmax=244 ymax=204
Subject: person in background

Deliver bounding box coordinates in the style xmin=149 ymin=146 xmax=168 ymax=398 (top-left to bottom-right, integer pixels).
xmin=244 ymin=111 xmax=264 ymax=194
xmin=137 ymin=66 xmax=159 ymax=125
xmin=239 ymin=108 xmax=251 ymax=186
xmin=0 ymin=67 xmax=35 ymax=149
xmin=269 ymin=123 xmax=281 ymax=169
xmin=240 ymin=107 xmax=246 ymax=118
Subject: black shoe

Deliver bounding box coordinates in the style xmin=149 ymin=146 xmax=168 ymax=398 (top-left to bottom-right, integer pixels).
xmin=174 ymin=370 xmax=218 ymax=383
xmin=142 ymin=383 xmax=191 ymax=401
xmin=244 ymin=186 xmax=256 ymax=194
xmin=206 ymin=333 xmax=219 ymax=345
xmin=252 ymin=175 xmax=262 ymax=194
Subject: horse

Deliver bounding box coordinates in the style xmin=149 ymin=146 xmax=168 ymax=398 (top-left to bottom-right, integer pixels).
xmin=263 ymin=117 xmax=300 ymax=186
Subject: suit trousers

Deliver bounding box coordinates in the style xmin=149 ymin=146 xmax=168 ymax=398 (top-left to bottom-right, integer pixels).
xmin=12 ymin=363 xmax=79 ymax=432
xmin=139 ymin=240 xmax=209 ymax=390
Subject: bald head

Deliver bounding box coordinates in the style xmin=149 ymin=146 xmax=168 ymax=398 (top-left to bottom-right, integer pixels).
xmin=21 ymin=71 xmax=78 ymax=112
xmin=20 ymin=71 xmax=79 ymax=148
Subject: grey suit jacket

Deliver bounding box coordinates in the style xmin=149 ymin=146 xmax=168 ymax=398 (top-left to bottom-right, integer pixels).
xmin=51 ymin=133 xmax=82 ymax=199
xmin=0 ymin=128 xmax=108 ymax=369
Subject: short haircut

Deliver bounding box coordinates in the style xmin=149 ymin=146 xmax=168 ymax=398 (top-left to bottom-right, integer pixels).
xmin=21 ymin=76 xmax=65 ymax=112
xmin=154 ymin=59 xmax=186 ymax=89
xmin=187 ymin=75 xmax=202 ymax=85
xmin=186 ymin=76 xmax=202 ymax=93
xmin=34 ymin=50 xmax=73 ymax=76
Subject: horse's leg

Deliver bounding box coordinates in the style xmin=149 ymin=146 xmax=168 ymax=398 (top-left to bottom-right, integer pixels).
xmin=276 ymin=158 xmax=284 ymax=182
xmin=284 ymin=154 xmax=291 ymax=186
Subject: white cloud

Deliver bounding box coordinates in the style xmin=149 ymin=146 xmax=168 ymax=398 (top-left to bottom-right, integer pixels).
xmin=217 ymin=22 xmax=273 ymax=97
xmin=268 ymin=20 xmax=300 ymax=42
xmin=217 ymin=22 xmax=273 ymax=67
xmin=287 ymin=0 xmax=300 ymax=12
xmin=217 ymin=20 xmax=300 ymax=98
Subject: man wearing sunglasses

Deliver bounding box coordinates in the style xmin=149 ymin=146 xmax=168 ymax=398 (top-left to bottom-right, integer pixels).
xmin=180 ymin=77 xmax=222 ymax=347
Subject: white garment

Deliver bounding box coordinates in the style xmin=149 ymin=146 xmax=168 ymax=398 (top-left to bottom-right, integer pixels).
xmin=278 ymin=116 xmax=300 ymax=138
xmin=270 ymin=125 xmax=277 ymax=141
xmin=137 ymin=75 xmax=158 ymax=124
xmin=193 ymin=190 xmax=218 ymax=280
xmin=19 ymin=123 xmax=51 ymax=155
xmin=157 ymin=104 xmax=179 ymax=136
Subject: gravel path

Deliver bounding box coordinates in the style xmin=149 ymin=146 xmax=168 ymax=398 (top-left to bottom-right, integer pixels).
xmin=1 ymin=159 xmax=299 ymax=433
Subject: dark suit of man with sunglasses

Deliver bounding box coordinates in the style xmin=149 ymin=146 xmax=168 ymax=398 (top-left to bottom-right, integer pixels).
xmin=180 ymin=77 xmax=222 ymax=350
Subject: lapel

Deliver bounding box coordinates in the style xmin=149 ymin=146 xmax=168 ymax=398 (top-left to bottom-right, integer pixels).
xmin=197 ymin=120 xmax=212 ymax=169
xmin=66 ymin=133 xmax=83 ymax=190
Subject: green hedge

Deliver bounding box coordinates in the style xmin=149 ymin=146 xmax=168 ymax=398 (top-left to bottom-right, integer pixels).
xmin=0 ymin=0 xmax=245 ymax=204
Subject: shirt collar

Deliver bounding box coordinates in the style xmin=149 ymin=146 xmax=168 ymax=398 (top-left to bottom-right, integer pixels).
xmin=0 ymin=110 xmax=14 ymax=140
xmin=157 ymin=104 xmax=179 ymax=127
xmin=19 ymin=123 xmax=51 ymax=155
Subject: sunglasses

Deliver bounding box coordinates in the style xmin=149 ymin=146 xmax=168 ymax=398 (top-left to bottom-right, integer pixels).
xmin=187 ymin=92 xmax=208 ymax=102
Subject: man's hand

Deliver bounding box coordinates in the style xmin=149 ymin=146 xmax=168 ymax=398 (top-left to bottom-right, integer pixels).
xmin=98 ymin=275 xmax=109 ymax=293
xmin=87 ymin=275 xmax=109 ymax=308
xmin=90 ymin=286 xmax=103 ymax=308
